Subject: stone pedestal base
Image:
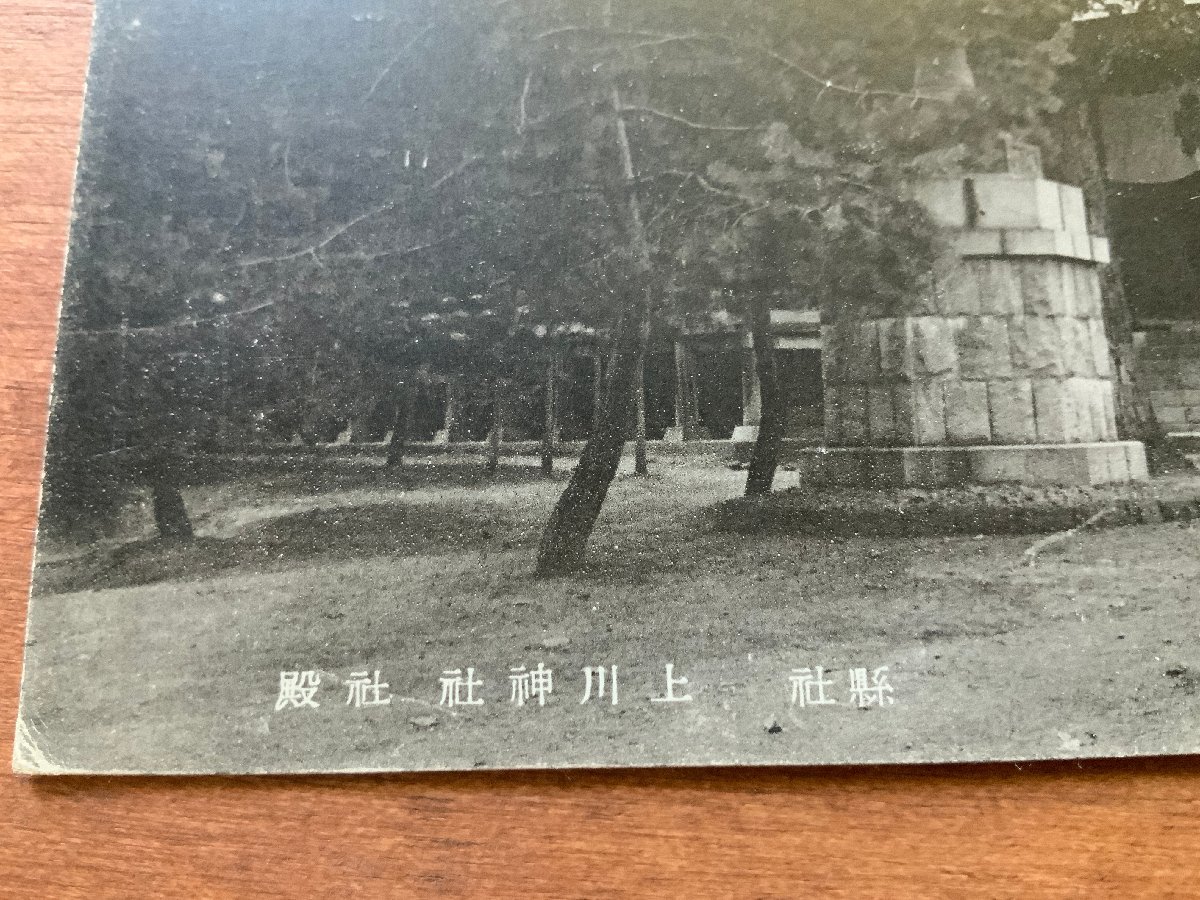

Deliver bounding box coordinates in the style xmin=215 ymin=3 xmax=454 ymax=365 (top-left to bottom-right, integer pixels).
xmin=786 ymin=441 xmax=1148 ymax=488
xmin=731 ymin=425 xmax=759 ymax=443
xmin=663 ymin=424 xmax=712 ymax=443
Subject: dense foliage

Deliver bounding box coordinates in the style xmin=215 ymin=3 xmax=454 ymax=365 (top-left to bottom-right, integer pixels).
xmin=42 ymin=0 xmax=1196 ymax=555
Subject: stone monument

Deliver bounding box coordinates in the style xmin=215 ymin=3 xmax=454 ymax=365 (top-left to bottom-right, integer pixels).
xmin=795 ymin=173 xmax=1148 ymax=486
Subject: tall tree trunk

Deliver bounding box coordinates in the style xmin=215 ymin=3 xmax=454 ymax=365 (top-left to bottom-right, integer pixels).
xmin=152 ymin=483 xmax=194 ymax=541
xmin=591 ymin=353 xmax=603 ymax=435
xmin=147 ymin=451 xmax=193 ymax=542
xmin=671 ymin=341 xmax=705 ymax=440
xmin=486 ymin=381 xmax=504 ymax=474
xmin=744 ymin=298 xmax=788 ymax=497
xmin=541 ymin=349 xmax=558 ymax=477
xmin=634 ymin=330 xmax=648 ymax=476
xmin=534 ymin=82 xmax=652 ymax=575
xmin=386 ymin=377 xmax=413 ymax=468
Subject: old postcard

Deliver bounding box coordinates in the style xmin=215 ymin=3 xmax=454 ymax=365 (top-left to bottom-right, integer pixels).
xmin=14 ymin=0 xmax=1200 ymax=774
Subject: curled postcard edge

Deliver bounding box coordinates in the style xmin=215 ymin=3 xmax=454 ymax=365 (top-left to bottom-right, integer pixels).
xmin=13 ymin=716 xmax=75 ymax=776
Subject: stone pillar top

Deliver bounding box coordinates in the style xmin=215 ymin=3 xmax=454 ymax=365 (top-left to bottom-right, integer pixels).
xmin=910 ymin=175 xmax=1110 ymax=264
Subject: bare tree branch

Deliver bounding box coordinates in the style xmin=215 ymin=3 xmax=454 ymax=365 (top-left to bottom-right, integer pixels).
xmin=731 ymin=203 xmax=773 ymax=230
xmin=656 ymin=169 xmax=757 ymax=203
xmin=320 ymin=230 xmax=466 ymax=263
xmin=523 ymin=99 xmax=588 ymax=129
xmin=533 ymin=25 xmax=664 ymax=41
xmin=517 ymin=70 xmax=532 ymax=134
xmin=533 ymin=26 xmax=941 ymax=104
xmin=427 ymin=155 xmax=482 ymax=190
xmin=234 ymin=200 xmax=398 ymax=269
xmin=64 ymin=300 xmax=277 ymax=337
xmin=620 ymin=105 xmax=757 ymax=132
xmin=234 ymin=156 xmax=481 ymax=269
xmin=282 ymin=139 xmax=297 ymax=191
xmin=363 ymin=24 xmax=435 ymax=102
xmin=643 ymin=172 xmax=697 ymax=233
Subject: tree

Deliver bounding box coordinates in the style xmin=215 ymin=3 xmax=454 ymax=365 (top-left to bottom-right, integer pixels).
xmin=51 ymin=0 xmax=1153 ymax=564
xmin=520 ymin=0 xmax=1083 ymax=569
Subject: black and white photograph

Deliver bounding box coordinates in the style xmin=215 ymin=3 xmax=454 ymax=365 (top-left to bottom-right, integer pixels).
xmin=13 ymin=0 xmax=1200 ymax=775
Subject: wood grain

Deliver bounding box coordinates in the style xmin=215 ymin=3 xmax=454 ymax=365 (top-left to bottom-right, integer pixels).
xmin=2 ymin=2 xmax=1199 ymax=896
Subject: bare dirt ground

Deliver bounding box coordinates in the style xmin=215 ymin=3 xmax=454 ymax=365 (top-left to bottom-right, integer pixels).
xmin=16 ymin=456 xmax=1200 ymax=774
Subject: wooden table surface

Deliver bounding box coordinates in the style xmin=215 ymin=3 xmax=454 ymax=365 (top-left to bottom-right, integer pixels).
xmin=2 ymin=2 xmax=1198 ymax=896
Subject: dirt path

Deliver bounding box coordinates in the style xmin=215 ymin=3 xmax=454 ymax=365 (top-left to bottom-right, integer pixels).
xmin=17 ymin=461 xmax=1200 ymax=774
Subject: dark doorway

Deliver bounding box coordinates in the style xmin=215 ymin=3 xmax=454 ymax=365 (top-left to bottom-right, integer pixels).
xmin=559 ymin=354 xmax=600 ymax=441
xmin=696 ymin=349 xmax=743 ymax=439
xmin=1109 ymin=169 xmax=1200 ymax=325
xmin=778 ymin=348 xmax=824 ymax=441
xmin=644 ymin=350 xmax=675 ymax=440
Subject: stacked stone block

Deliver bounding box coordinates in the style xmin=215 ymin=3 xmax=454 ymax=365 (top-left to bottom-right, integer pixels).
xmin=1139 ymin=328 xmax=1200 ymax=431
xmin=822 ymin=259 xmax=1117 ymax=447
xmin=812 ymin=174 xmax=1146 ymax=486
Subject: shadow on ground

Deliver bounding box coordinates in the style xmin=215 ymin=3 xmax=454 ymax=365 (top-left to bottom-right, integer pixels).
xmin=712 ymin=480 xmax=1200 ymax=538
xmin=35 ymin=461 xmax=1200 ymax=597
xmin=33 ymin=496 xmax=544 ymax=595
xmin=203 ymin=456 xmax=570 ymax=500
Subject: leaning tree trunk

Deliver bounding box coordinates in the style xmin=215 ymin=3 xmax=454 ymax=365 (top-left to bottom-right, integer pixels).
xmin=385 ymin=377 xmax=414 ymax=468
xmin=534 ymin=82 xmax=651 ymax=576
xmin=744 ymin=297 xmax=788 ymax=497
xmin=486 ymin=381 xmax=504 ymax=474
xmin=147 ymin=451 xmax=193 ymax=542
xmin=535 ymin=304 xmax=644 ymax=575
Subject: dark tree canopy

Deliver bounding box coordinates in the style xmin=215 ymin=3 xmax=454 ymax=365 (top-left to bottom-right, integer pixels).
xmin=43 ymin=0 xmax=1170 ymax=547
